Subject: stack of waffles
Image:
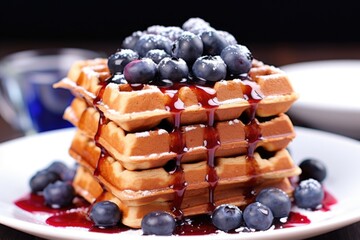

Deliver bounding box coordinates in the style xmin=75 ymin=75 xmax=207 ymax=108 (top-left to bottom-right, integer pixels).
xmin=54 ymin=57 xmax=300 ymax=228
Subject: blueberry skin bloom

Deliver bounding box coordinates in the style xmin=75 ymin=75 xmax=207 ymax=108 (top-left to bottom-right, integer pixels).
xmin=107 ymin=49 xmax=139 ymax=74
xmin=46 ymin=160 xmax=76 ymax=182
xmin=243 ymin=202 xmax=274 ymax=231
xmin=220 ymin=44 xmax=253 ymax=75
xmin=211 ymin=204 xmax=242 ymax=232
xmin=182 ymin=17 xmax=210 ymax=31
xmin=134 ymin=34 xmax=172 ymax=57
xmin=121 ymin=31 xmax=143 ymax=50
xmin=294 ymin=178 xmax=324 ymax=209
xmin=141 ymin=211 xmax=176 ymax=236
xmin=255 ymin=187 xmax=291 ymax=218
xmin=43 ymin=180 xmax=75 ymax=208
xmin=145 ymin=49 xmax=170 ymax=64
xmin=199 ymin=30 xmax=229 ymax=56
xmin=172 ymin=31 xmax=203 ymax=64
xmin=89 ymin=201 xmax=122 ymax=228
xmin=192 ymin=55 xmax=227 ymax=82
xmin=124 ymin=58 xmax=157 ymax=84
xmin=158 ymin=57 xmax=189 ymax=82
xmin=29 ymin=170 xmax=60 ymax=193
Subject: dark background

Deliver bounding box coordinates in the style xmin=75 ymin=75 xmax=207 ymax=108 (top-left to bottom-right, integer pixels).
xmin=1 ymin=0 xmax=360 ymax=56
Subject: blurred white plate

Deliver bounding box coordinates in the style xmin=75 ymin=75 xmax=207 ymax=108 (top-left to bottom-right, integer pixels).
xmin=0 ymin=127 xmax=360 ymax=240
xmin=280 ymin=60 xmax=360 ymax=139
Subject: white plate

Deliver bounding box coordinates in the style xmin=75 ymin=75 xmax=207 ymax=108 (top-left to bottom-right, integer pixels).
xmin=0 ymin=127 xmax=360 ymax=240
xmin=280 ymin=60 xmax=360 ymax=139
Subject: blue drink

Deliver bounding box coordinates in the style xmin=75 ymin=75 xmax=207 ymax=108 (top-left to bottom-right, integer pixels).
xmin=23 ymin=69 xmax=74 ymax=132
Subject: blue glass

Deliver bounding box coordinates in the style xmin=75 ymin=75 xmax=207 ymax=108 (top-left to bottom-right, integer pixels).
xmin=23 ymin=69 xmax=74 ymax=132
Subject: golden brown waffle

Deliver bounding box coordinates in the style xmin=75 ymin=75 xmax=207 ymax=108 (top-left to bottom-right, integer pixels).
xmin=54 ymin=59 xmax=298 ymax=132
xmin=65 ymin=98 xmax=295 ymax=170
xmin=73 ymin=165 xmax=296 ymax=228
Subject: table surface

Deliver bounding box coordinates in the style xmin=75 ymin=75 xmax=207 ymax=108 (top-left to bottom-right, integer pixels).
xmin=1 ymin=41 xmax=360 ymax=240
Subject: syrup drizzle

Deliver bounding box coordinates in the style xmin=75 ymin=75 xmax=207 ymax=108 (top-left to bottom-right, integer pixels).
xmin=159 ymin=78 xmax=266 ymax=216
xmin=161 ymin=86 xmax=187 ymax=220
xmin=189 ymin=86 xmax=220 ymax=211
xmin=169 ymin=125 xmax=188 ymax=220
xmin=160 ymin=83 xmax=223 ymax=216
xmin=92 ymin=80 xmax=110 ymax=176
xmin=241 ymin=80 xmax=264 ymax=200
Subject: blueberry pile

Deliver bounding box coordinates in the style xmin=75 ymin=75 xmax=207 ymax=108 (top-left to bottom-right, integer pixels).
xmin=29 ymin=160 xmax=76 ymax=208
xmin=211 ymin=180 xmax=325 ymax=232
xmin=29 ymin=160 xmax=122 ymax=228
xmin=107 ymin=18 xmax=253 ymax=85
xmin=210 ymin=188 xmax=289 ymax=232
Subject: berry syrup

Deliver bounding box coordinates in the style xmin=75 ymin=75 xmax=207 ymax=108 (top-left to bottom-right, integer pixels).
xmin=14 ymin=193 xmax=129 ymax=233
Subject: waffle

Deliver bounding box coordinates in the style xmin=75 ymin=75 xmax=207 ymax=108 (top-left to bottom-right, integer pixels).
xmin=73 ymin=165 xmax=296 ymax=228
xmin=65 ymin=98 xmax=295 ymax=170
xmin=54 ymin=59 xmax=298 ymax=132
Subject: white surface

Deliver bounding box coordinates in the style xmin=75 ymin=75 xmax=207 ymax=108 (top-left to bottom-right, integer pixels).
xmin=280 ymin=60 xmax=360 ymax=139
xmin=0 ymin=127 xmax=360 ymax=240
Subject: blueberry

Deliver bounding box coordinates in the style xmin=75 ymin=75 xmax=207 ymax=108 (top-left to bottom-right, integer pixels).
xmin=124 ymin=58 xmax=157 ymax=84
xmin=107 ymin=49 xmax=139 ymax=74
xmin=46 ymin=160 xmax=76 ymax=182
xmin=121 ymin=31 xmax=143 ymax=50
xmin=182 ymin=17 xmax=210 ymax=32
xmin=243 ymin=202 xmax=274 ymax=231
xmin=145 ymin=49 xmax=170 ymax=64
xmin=47 ymin=161 xmax=68 ymax=174
xmin=255 ymin=188 xmax=291 ymax=218
xmin=192 ymin=55 xmax=227 ymax=82
xmin=183 ymin=18 xmax=215 ymax=37
xmin=141 ymin=211 xmax=176 ymax=236
xmin=294 ymin=178 xmax=324 ymax=209
xmin=299 ymin=158 xmax=327 ymax=182
xmin=134 ymin=34 xmax=172 ymax=57
xmin=158 ymin=57 xmax=189 ymax=82
xmin=29 ymin=170 xmax=61 ymax=193
xmin=220 ymin=44 xmax=253 ymax=76
xmin=199 ymin=30 xmax=230 ymax=56
xmin=218 ymin=30 xmax=238 ymax=45
xmin=172 ymin=31 xmax=203 ymax=64
xmin=43 ymin=180 xmax=75 ymax=208
xmin=89 ymin=201 xmax=122 ymax=228
xmin=60 ymin=168 xmax=76 ymax=182
xmin=211 ymin=204 xmax=242 ymax=232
